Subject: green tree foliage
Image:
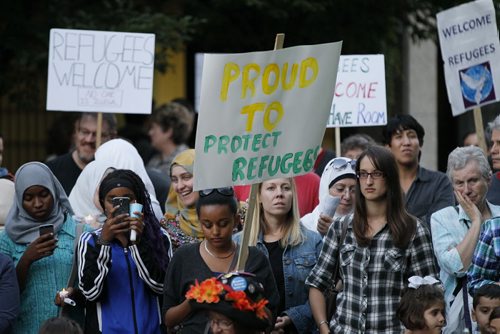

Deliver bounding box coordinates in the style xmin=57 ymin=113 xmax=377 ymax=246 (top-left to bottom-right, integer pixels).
xmin=0 ymin=0 xmax=199 ymax=104
xmin=180 ymin=0 xmax=476 ymax=112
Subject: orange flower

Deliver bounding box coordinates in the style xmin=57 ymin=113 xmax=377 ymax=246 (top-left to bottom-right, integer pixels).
xmin=226 ymin=290 xmax=253 ymax=312
xmin=253 ymin=299 xmax=270 ymax=319
xmin=186 ymin=278 xmax=224 ymax=303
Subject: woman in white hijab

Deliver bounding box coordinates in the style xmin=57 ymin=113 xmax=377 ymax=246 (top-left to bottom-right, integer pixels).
xmin=302 ymin=157 xmax=357 ymax=235
xmin=69 ymin=139 xmax=163 ymax=223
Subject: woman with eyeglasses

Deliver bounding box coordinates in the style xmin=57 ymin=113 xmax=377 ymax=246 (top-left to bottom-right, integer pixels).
xmin=162 ymin=149 xmax=204 ymax=250
xmin=163 ymin=187 xmax=279 ymax=334
xmin=302 ymin=157 xmax=357 ymax=236
xmin=306 ymin=146 xmax=437 ymax=334
xmin=234 ymin=178 xmax=323 ymax=334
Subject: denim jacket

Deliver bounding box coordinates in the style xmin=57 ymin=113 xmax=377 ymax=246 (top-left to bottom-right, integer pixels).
xmin=234 ymin=224 xmax=323 ymax=333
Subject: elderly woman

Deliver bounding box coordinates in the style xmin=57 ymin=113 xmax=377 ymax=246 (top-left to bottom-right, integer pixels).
xmin=302 ymin=157 xmax=357 ymax=236
xmin=0 ymin=162 xmax=81 ymax=333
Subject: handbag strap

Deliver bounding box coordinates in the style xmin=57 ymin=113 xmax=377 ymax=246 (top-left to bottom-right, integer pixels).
xmin=332 ymin=217 xmax=349 ymax=283
xmin=461 ymin=278 xmax=473 ymax=333
xmin=66 ymin=223 xmax=84 ymax=288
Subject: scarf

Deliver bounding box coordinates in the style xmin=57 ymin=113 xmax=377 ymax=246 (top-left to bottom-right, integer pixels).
xmin=5 ymin=162 xmax=74 ymax=244
xmin=69 ymin=139 xmax=163 ymax=221
xmin=165 ymin=149 xmax=202 ymax=239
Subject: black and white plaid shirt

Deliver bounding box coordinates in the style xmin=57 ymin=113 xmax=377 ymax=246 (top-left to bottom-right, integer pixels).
xmin=306 ymin=214 xmax=437 ymax=334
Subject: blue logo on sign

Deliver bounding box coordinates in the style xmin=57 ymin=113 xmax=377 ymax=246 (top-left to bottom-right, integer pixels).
xmin=459 ymin=61 xmax=496 ymax=108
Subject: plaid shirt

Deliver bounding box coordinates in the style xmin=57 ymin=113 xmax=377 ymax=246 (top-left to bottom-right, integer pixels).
xmin=468 ymin=217 xmax=500 ymax=294
xmin=306 ymin=214 xmax=438 ymax=334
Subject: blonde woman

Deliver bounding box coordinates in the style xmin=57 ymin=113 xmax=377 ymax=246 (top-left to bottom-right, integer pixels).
xmin=234 ymin=178 xmax=322 ymax=333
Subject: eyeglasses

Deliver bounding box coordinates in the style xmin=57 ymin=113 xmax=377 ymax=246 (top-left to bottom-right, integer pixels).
xmin=329 ymin=158 xmax=356 ymax=171
xmin=357 ymin=171 xmax=385 ymax=179
xmin=210 ymin=318 xmax=234 ymax=330
xmin=78 ymin=128 xmax=110 ymax=139
xmin=199 ymin=187 xmax=234 ymax=197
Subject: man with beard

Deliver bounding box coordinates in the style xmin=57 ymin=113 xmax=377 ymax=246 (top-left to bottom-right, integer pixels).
xmin=383 ymin=114 xmax=454 ymax=228
xmin=47 ymin=113 xmax=117 ymax=195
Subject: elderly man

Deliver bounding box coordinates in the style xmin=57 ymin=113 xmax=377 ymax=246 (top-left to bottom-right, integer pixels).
xmin=431 ymin=146 xmax=500 ymax=309
xmin=47 ymin=113 xmax=117 ymax=195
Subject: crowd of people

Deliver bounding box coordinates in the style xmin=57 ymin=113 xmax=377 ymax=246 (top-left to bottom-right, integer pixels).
xmin=0 ymin=107 xmax=499 ymax=334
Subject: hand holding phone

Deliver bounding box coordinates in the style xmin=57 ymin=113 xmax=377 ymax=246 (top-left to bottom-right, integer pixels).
xmin=112 ymin=197 xmax=130 ymax=218
xmin=39 ymin=224 xmax=54 ymax=236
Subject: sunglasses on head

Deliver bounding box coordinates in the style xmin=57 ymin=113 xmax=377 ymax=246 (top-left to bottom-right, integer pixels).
xmin=199 ymin=187 xmax=234 ymax=197
xmin=329 ymin=158 xmax=356 ymax=171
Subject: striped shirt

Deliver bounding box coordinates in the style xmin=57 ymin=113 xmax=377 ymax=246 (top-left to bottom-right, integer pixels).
xmin=306 ymin=214 xmax=438 ymax=334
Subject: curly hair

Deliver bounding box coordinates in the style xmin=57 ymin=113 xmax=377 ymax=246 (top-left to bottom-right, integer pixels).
xmin=150 ymin=102 xmax=194 ymax=145
xmin=397 ymin=284 xmax=445 ymax=330
xmin=99 ymin=169 xmax=170 ymax=270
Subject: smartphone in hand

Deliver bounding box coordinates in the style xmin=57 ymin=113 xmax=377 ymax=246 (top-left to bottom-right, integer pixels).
xmin=39 ymin=224 xmax=54 ymax=237
xmin=112 ymin=197 xmax=130 ymax=218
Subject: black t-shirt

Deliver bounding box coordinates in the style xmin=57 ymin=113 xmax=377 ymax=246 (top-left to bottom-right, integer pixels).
xmin=46 ymin=152 xmax=82 ymax=196
xmin=264 ymin=240 xmax=286 ymax=315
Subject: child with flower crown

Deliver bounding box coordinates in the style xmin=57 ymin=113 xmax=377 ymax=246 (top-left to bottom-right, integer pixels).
xmin=397 ymin=276 xmax=446 ymax=334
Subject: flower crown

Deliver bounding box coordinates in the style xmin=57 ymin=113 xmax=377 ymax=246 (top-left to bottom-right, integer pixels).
xmin=185 ymin=276 xmax=270 ymax=320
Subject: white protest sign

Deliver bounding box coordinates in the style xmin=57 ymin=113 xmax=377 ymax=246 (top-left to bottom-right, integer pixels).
xmin=194 ymin=42 xmax=343 ymax=190
xmin=327 ymin=55 xmax=386 ymax=127
xmin=46 ymin=28 xmax=155 ymax=114
xmin=437 ymin=0 xmax=500 ymax=116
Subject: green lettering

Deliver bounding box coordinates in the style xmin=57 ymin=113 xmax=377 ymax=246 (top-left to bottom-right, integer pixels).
xmin=258 ymin=155 xmax=270 ymax=178
xmin=292 ymin=151 xmax=303 ymax=174
xmin=218 ymin=136 xmax=230 ymax=154
xmin=261 ymin=133 xmax=272 ymax=149
xmin=232 ymin=157 xmax=247 ymax=182
xmin=313 ymin=145 xmax=320 ymax=161
xmin=231 ymin=136 xmax=242 ymax=153
xmin=272 ymin=131 xmax=282 ymax=146
xmin=242 ymin=134 xmax=251 ymax=151
xmin=303 ymin=148 xmax=315 ymax=171
xmin=280 ymin=153 xmax=294 ymax=173
xmin=251 ymin=134 xmax=262 ymax=152
xmin=247 ymin=157 xmax=258 ymax=180
xmin=268 ymin=155 xmax=280 ymax=176
xmin=204 ymin=135 xmax=217 ymax=153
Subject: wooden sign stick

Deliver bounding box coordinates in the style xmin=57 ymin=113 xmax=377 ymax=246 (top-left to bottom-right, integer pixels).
xmin=236 ymin=33 xmax=285 ymax=271
xmin=96 ymin=112 xmax=103 ymax=148
xmin=473 ymin=107 xmax=488 ymax=155
xmin=335 ymin=127 xmax=341 ymax=157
